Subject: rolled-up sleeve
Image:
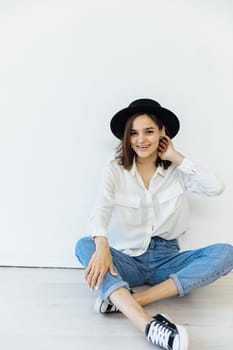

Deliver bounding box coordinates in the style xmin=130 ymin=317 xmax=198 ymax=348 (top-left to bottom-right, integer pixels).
xmin=178 ymin=158 xmax=225 ymax=196
xmin=88 ymin=163 xmax=115 ymax=238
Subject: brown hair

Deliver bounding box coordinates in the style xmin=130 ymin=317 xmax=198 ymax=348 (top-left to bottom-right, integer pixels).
xmin=115 ymin=113 xmax=172 ymax=170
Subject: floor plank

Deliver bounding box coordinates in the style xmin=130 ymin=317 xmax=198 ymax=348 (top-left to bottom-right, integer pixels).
xmin=0 ymin=267 xmax=232 ymax=350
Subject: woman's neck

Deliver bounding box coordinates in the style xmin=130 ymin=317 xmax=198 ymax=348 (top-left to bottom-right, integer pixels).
xmin=135 ymin=156 xmax=157 ymax=189
xmin=135 ymin=155 xmax=157 ymax=170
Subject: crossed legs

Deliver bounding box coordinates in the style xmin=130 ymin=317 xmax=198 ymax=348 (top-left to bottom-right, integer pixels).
xmin=109 ymin=278 xmax=179 ymax=332
xmin=76 ymin=237 xmax=233 ymax=350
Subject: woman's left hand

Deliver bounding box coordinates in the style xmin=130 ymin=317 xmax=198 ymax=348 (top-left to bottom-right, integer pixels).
xmin=158 ymin=136 xmax=184 ymax=165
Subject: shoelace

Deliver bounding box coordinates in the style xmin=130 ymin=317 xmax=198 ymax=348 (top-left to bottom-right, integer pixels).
xmin=147 ymin=321 xmax=172 ymax=349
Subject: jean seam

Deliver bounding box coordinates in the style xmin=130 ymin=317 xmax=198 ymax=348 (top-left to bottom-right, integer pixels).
xmin=175 ymin=261 xmax=233 ymax=295
xmin=170 ymin=273 xmax=184 ymax=296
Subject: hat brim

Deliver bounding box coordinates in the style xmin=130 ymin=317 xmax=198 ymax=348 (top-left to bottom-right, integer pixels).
xmin=110 ymin=105 xmax=180 ymax=139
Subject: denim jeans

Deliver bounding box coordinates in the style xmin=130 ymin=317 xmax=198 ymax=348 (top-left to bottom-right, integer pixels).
xmin=75 ymin=236 xmax=233 ymax=302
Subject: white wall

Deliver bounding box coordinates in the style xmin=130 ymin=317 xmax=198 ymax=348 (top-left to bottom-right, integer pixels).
xmin=0 ymin=0 xmax=232 ymax=267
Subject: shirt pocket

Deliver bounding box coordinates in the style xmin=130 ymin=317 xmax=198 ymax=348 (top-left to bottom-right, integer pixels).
xmin=156 ymin=182 xmax=185 ymax=218
xmin=114 ymin=192 xmax=142 ymax=226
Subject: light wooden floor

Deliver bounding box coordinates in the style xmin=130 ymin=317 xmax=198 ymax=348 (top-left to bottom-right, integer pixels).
xmin=0 ymin=267 xmax=232 ymax=350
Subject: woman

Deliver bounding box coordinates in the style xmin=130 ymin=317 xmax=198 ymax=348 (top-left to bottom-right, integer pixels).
xmin=75 ymin=98 xmax=233 ymax=350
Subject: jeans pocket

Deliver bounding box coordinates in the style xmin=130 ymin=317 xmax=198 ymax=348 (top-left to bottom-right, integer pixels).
xmin=165 ymin=239 xmax=180 ymax=251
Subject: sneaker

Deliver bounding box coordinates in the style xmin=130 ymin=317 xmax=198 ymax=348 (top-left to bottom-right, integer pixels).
xmin=145 ymin=314 xmax=188 ymax=350
xmin=94 ymin=289 xmax=135 ymax=314
xmin=94 ymin=296 xmax=120 ymax=314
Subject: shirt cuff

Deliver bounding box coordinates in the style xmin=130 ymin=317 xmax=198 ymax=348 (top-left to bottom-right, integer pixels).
xmin=90 ymin=231 xmax=108 ymax=239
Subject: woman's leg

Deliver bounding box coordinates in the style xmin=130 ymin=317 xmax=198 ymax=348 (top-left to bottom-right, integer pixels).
xmin=170 ymin=243 xmax=233 ymax=296
xmin=76 ymin=236 xmax=189 ymax=349
xmin=134 ymin=242 xmax=233 ymax=306
xmin=75 ymin=236 xmax=145 ymax=301
xmin=133 ymin=278 xmax=179 ymax=306
xmin=110 ymin=287 xmax=153 ymax=332
xmin=109 ymin=286 xmax=189 ymax=350
xmin=75 ymin=235 xmax=170 ymax=327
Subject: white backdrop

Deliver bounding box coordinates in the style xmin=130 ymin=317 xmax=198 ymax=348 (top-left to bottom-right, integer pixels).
xmin=0 ymin=0 xmax=232 ymax=267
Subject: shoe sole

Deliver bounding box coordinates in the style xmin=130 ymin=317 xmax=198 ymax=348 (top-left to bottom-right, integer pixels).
xmin=94 ymin=296 xmax=106 ymax=314
xmin=160 ymin=314 xmax=189 ymax=350
xmin=176 ymin=324 xmax=189 ymax=350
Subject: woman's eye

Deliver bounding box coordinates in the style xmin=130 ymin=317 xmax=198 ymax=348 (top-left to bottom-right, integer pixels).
xmin=130 ymin=131 xmax=137 ymax=135
xmin=146 ymin=130 xmax=154 ymax=134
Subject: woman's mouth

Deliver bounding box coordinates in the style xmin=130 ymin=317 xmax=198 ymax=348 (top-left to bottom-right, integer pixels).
xmin=137 ymin=144 xmax=150 ymax=151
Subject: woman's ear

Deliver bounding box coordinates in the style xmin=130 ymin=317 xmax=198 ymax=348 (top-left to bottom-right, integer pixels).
xmin=160 ymin=126 xmax=166 ymax=137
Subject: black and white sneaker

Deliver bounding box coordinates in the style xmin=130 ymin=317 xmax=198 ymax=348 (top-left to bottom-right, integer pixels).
xmin=94 ymin=289 xmax=135 ymax=314
xmin=145 ymin=314 xmax=188 ymax=350
xmin=94 ymin=296 xmax=120 ymax=314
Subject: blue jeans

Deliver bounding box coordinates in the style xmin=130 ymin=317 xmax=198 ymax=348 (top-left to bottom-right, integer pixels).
xmin=75 ymin=236 xmax=233 ymax=302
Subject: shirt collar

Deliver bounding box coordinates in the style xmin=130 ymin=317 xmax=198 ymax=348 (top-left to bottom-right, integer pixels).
xmin=156 ymin=166 xmax=166 ymax=177
xmin=130 ymin=157 xmax=137 ymax=176
xmin=130 ymin=157 xmax=166 ymax=177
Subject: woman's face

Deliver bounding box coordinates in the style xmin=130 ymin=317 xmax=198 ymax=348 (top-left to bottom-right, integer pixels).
xmin=129 ymin=114 xmax=163 ymax=161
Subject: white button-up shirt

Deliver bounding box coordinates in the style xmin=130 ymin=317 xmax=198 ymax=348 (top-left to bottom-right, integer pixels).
xmin=88 ymin=158 xmax=224 ymax=256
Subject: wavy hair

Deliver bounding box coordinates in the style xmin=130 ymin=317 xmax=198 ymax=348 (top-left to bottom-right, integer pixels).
xmin=115 ymin=113 xmax=172 ymax=170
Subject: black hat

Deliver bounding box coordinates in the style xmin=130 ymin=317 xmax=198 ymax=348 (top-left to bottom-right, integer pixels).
xmin=110 ymin=98 xmax=180 ymax=139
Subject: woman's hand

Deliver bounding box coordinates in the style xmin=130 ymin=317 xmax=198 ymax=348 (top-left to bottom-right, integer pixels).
xmin=158 ymin=135 xmax=184 ymax=165
xmin=85 ymin=237 xmax=117 ymax=291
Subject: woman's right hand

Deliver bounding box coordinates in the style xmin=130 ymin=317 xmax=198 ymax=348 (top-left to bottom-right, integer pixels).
xmin=85 ymin=236 xmax=117 ymax=291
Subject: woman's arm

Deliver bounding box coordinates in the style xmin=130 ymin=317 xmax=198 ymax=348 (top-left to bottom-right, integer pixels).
xmin=85 ymin=236 xmax=117 ymax=290
xmin=88 ymin=162 xmax=115 ymax=238
xmin=85 ymin=162 xmax=117 ymax=290
xmin=158 ymin=135 xmax=184 ymax=166
xmin=159 ymin=135 xmax=224 ymax=196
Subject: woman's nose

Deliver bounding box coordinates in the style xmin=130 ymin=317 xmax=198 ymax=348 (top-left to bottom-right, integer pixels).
xmin=137 ymin=133 xmax=145 ymax=142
